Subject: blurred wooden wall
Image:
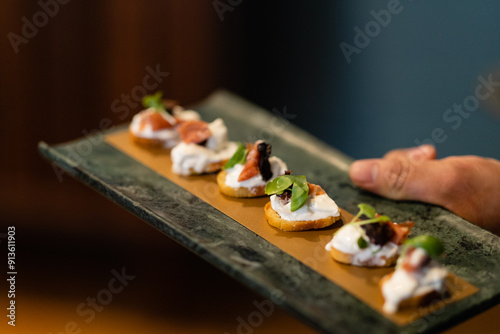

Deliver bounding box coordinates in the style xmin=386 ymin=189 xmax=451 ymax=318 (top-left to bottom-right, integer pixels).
xmin=1 ymin=3 xmax=500 ymax=333
xmin=0 ymin=0 xmax=243 ymax=236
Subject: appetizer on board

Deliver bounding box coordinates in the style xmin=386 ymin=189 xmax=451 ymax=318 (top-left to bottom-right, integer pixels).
xmin=325 ymin=204 xmax=414 ymax=267
xmin=171 ymin=118 xmax=237 ymax=175
xmin=129 ymin=92 xmax=200 ymax=149
xmin=264 ymin=174 xmax=341 ymax=231
xmin=217 ymin=140 xmax=287 ymax=197
xmin=380 ymin=235 xmax=448 ymax=313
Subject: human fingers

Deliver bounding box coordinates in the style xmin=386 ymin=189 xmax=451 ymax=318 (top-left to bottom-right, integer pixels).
xmin=350 ymin=153 xmax=500 ymax=235
xmin=436 ymin=156 xmax=500 ymax=234
xmin=383 ymin=144 xmax=437 ymax=162
xmin=349 ymin=155 xmax=453 ymax=204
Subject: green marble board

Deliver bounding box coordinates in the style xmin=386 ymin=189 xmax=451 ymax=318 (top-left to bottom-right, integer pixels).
xmin=39 ymin=90 xmax=500 ymax=334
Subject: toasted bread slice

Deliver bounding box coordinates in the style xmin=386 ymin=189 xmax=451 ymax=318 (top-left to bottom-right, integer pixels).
xmin=380 ymin=272 xmax=446 ymax=312
xmin=181 ymin=160 xmax=228 ymax=176
xmin=330 ymin=246 xmax=398 ymax=267
xmin=264 ymin=202 xmax=340 ymax=231
xmin=216 ymin=170 xmax=266 ymax=197
xmin=130 ymin=130 xmax=174 ymax=149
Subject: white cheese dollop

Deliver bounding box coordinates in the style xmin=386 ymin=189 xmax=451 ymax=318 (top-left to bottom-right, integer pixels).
xmin=205 ymin=118 xmax=228 ymax=151
xmin=171 ymin=118 xmax=237 ymax=175
xmin=324 ymin=224 xmax=400 ymax=267
xmin=270 ymin=193 xmax=340 ymax=222
xmin=172 ymin=106 xmax=200 ymax=122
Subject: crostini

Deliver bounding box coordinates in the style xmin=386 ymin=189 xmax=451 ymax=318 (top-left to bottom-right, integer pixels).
xmin=325 ymin=204 xmax=414 ymax=267
xmin=264 ymin=174 xmax=341 ymax=231
xmin=380 ymin=235 xmax=448 ymax=313
xmin=171 ymin=118 xmax=237 ymax=175
xmin=129 ymin=91 xmax=200 ymax=149
xmin=217 ymin=140 xmax=287 ymax=197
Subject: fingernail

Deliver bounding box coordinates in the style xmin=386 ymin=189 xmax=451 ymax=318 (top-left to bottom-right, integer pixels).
xmin=350 ymin=160 xmax=378 ymax=184
xmin=420 ymin=144 xmax=435 ymax=155
xmin=409 ymin=144 xmax=434 ymax=161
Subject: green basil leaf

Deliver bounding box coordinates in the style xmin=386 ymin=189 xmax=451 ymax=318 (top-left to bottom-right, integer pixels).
xmin=266 ymin=174 xmax=310 ymax=211
xmin=290 ymin=181 xmax=309 ymax=212
xmin=291 ymin=175 xmax=308 ymax=192
xmin=357 ymin=237 xmax=368 ymax=249
xmin=223 ymin=142 xmax=247 ymax=170
xmin=403 ymin=235 xmax=444 ymax=257
xmin=142 ymin=91 xmax=166 ymax=112
xmin=265 ymin=175 xmax=294 ymax=195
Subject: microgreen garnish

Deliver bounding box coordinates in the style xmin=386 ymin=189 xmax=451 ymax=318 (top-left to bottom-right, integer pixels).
xmin=354 ymin=215 xmax=391 ymax=225
xmin=403 ymin=235 xmax=444 ymax=258
xmin=265 ymin=175 xmax=309 ymax=212
xmin=142 ymin=91 xmax=167 ymax=112
xmin=349 ymin=203 xmax=391 ymax=225
xmin=223 ymin=142 xmax=247 ymax=170
xmin=356 ymin=204 xmax=376 ymax=220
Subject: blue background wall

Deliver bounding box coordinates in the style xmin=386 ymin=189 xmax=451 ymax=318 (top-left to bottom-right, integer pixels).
xmin=238 ymin=1 xmax=500 ymax=160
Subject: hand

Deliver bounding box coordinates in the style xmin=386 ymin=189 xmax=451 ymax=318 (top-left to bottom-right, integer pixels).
xmin=349 ymin=145 xmax=500 ymax=235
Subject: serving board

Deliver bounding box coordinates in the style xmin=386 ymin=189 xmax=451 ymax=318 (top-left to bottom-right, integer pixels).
xmin=39 ymin=90 xmax=500 ymax=333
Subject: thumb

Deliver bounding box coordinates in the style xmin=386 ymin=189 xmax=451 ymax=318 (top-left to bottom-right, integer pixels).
xmin=349 ymin=156 xmax=448 ymax=203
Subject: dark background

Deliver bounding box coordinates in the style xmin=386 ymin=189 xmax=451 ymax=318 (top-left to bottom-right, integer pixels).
xmin=1 ymin=1 xmax=499 ymax=333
